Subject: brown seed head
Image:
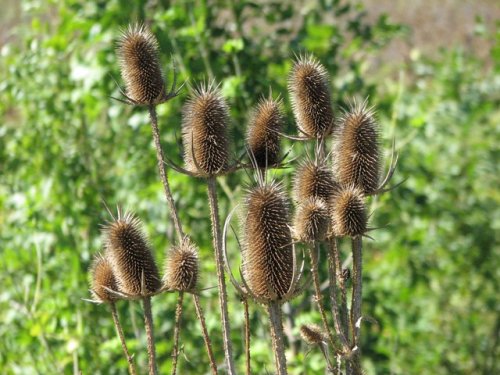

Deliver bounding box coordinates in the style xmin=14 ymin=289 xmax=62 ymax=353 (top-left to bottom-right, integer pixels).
xmin=103 ymin=211 xmax=161 ymax=296
xmin=242 ymin=182 xmax=294 ymax=301
xmin=300 ymin=324 xmax=326 ymax=345
xmin=182 ymin=83 xmax=230 ymax=176
xmin=331 ymin=185 xmax=367 ymax=237
xmin=335 ymin=100 xmax=380 ymax=194
xmin=247 ymin=96 xmax=284 ymax=169
xmin=289 ymin=55 xmax=334 ymax=138
xmin=293 ymin=159 xmax=338 ymax=203
xmin=117 ymin=23 xmax=166 ymax=105
xmin=293 ymin=197 xmax=330 ymax=242
xmin=89 ymin=253 xmax=119 ymax=303
xmin=163 ymin=239 xmax=199 ymax=292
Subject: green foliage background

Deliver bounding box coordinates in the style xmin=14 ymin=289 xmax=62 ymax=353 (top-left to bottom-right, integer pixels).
xmin=1 ymin=0 xmax=498 ymax=374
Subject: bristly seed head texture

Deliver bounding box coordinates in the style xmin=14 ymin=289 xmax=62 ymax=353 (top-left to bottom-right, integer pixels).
xmin=335 ymin=100 xmax=381 ymax=194
xmin=117 ymin=23 xmax=166 ymax=105
xmin=293 ymin=197 xmax=330 ymax=242
xmin=163 ymin=239 xmax=199 ymax=292
xmin=182 ymin=82 xmax=230 ymax=177
xmin=89 ymin=253 xmax=119 ymax=303
xmin=242 ymin=182 xmax=294 ymax=301
xmin=103 ymin=211 xmax=161 ymax=296
xmin=331 ymin=185 xmax=367 ymax=237
xmin=300 ymin=324 xmax=326 ymax=345
xmin=289 ymin=55 xmax=334 ymax=138
xmin=293 ymin=159 xmax=338 ymax=203
xmin=246 ymin=96 xmax=284 ymax=169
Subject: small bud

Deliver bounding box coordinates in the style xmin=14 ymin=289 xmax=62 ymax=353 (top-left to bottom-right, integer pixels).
xmin=163 ymin=239 xmax=199 ymax=292
xmin=293 ymin=197 xmax=330 ymax=242
xmin=89 ymin=253 xmax=119 ymax=303
xmin=293 ymin=160 xmax=338 ymax=203
xmin=331 ymin=185 xmax=367 ymax=237
xmin=300 ymin=324 xmax=326 ymax=345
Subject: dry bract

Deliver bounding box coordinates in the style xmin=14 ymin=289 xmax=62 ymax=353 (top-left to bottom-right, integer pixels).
xmin=163 ymin=239 xmax=199 ymax=292
xmin=293 ymin=197 xmax=330 ymax=242
xmin=293 ymin=159 xmax=338 ymax=203
xmin=331 ymin=185 xmax=367 ymax=237
xmin=90 ymin=253 xmax=119 ymax=303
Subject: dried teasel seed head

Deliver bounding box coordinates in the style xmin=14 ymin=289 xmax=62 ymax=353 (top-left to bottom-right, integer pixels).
xmin=242 ymin=182 xmax=294 ymax=301
xmin=182 ymin=83 xmax=230 ymax=176
xmin=300 ymin=324 xmax=326 ymax=345
xmin=103 ymin=211 xmax=161 ymax=296
xmin=117 ymin=23 xmax=166 ymax=105
xmin=163 ymin=239 xmax=199 ymax=292
xmin=293 ymin=197 xmax=330 ymax=242
xmin=289 ymin=55 xmax=334 ymax=138
xmin=293 ymin=159 xmax=338 ymax=203
xmin=246 ymin=96 xmax=284 ymax=169
xmin=334 ymin=100 xmax=381 ymax=194
xmin=89 ymin=253 xmax=119 ymax=303
xmin=331 ymin=185 xmax=367 ymax=237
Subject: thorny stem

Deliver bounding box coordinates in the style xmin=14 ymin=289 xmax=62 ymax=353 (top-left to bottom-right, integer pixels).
xmin=350 ymin=236 xmax=363 ymax=372
xmin=267 ymin=302 xmax=288 ymax=375
xmin=243 ymin=297 xmax=251 ymax=375
xmin=192 ymin=294 xmax=219 ymax=375
xmin=207 ymin=176 xmax=235 ymax=374
xmin=171 ymin=292 xmax=184 ymax=375
xmin=148 ymin=105 xmax=184 ymax=243
xmin=308 ymin=243 xmax=343 ymax=354
xmin=110 ymin=303 xmax=137 ymax=375
xmin=142 ymin=297 xmax=158 ymax=375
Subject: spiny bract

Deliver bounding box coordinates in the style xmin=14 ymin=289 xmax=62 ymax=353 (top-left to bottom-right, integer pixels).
xmin=89 ymin=253 xmax=119 ymax=303
xmin=163 ymin=239 xmax=199 ymax=292
xmin=331 ymin=185 xmax=367 ymax=237
xmin=293 ymin=159 xmax=338 ymax=203
xmin=293 ymin=197 xmax=330 ymax=242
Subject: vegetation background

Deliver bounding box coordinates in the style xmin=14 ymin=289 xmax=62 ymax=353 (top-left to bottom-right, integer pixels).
xmin=1 ymin=0 xmax=498 ymax=374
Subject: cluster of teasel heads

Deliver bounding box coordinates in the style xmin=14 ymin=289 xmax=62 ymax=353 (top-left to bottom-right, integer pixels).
xmin=87 ymin=23 xmax=398 ymax=375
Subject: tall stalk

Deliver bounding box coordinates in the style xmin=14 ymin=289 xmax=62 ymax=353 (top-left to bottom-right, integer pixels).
xmin=243 ymin=297 xmax=251 ymax=375
xmin=207 ymin=176 xmax=235 ymax=374
xmin=171 ymin=292 xmax=184 ymax=375
xmin=143 ymin=296 xmax=158 ymax=375
xmin=350 ymin=236 xmax=363 ymax=372
xmin=267 ymin=302 xmax=288 ymax=375
xmin=110 ymin=302 xmax=137 ymax=375
xmin=193 ymin=294 xmax=219 ymax=375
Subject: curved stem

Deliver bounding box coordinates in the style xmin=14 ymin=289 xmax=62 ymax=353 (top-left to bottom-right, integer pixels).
xmin=207 ymin=176 xmax=235 ymax=374
xmin=350 ymin=236 xmax=363 ymax=372
xmin=142 ymin=296 xmax=158 ymax=375
xmin=267 ymin=302 xmax=288 ymax=375
xmin=192 ymin=294 xmax=219 ymax=375
xmin=110 ymin=302 xmax=137 ymax=375
xmin=171 ymin=292 xmax=184 ymax=375
xmin=148 ymin=105 xmax=184 ymax=243
xmin=243 ymin=297 xmax=251 ymax=375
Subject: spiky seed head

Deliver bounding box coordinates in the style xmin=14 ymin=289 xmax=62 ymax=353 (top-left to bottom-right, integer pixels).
xmin=117 ymin=23 xmax=166 ymax=105
xmin=331 ymin=185 xmax=367 ymax=237
xmin=246 ymin=97 xmax=283 ymax=168
xmin=334 ymin=100 xmax=381 ymax=194
xmin=163 ymin=239 xmax=199 ymax=292
xmin=103 ymin=211 xmax=161 ymax=296
xmin=288 ymin=55 xmax=334 ymax=138
xmin=293 ymin=197 xmax=330 ymax=242
xmin=300 ymin=324 xmax=326 ymax=345
xmin=182 ymin=83 xmax=230 ymax=177
xmin=293 ymin=160 xmax=338 ymax=203
xmin=89 ymin=253 xmax=119 ymax=303
xmin=242 ymin=182 xmax=294 ymax=301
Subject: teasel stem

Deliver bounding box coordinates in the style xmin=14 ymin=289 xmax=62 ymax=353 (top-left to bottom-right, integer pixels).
xmin=171 ymin=292 xmax=184 ymax=375
xmin=308 ymin=242 xmax=342 ymax=354
xmin=350 ymin=236 xmax=363 ymax=371
xmin=148 ymin=105 xmax=184 ymax=242
xmin=110 ymin=302 xmax=137 ymax=375
xmin=267 ymin=302 xmax=288 ymax=375
xmin=243 ymin=297 xmax=251 ymax=375
xmin=142 ymin=296 xmax=158 ymax=375
xmin=192 ymin=294 xmax=219 ymax=375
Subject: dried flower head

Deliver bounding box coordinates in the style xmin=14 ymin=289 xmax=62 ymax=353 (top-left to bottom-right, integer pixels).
xmin=300 ymin=324 xmax=326 ymax=345
xmin=334 ymin=100 xmax=380 ymax=194
xmin=89 ymin=253 xmax=119 ymax=303
xmin=182 ymin=82 xmax=230 ymax=176
xmin=289 ymin=55 xmax=334 ymax=138
xmin=246 ymin=96 xmax=283 ymax=168
xmin=242 ymin=182 xmax=294 ymax=301
xmin=103 ymin=210 xmax=161 ymax=296
xmin=117 ymin=23 xmax=166 ymax=105
xmin=331 ymin=185 xmax=367 ymax=237
xmin=293 ymin=197 xmax=330 ymax=242
xmin=163 ymin=239 xmax=199 ymax=292
xmin=293 ymin=159 xmax=338 ymax=203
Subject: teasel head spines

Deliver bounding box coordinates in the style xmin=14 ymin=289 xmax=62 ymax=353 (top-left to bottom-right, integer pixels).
xmin=334 ymin=99 xmax=381 ymax=195
xmin=103 ymin=209 xmax=161 ymax=296
xmin=163 ymin=238 xmax=199 ymax=292
xmin=331 ymin=184 xmax=367 ymax=237
xmin=181 ymin=81 xmax=230 ymax=177
xmin=300 ymin=323 xmax=327 ymax=346
xmin=288 ymin=54 xmax=335 ymax=139
xmin=117 ymin=23 xmax=167 ymax=106
xmin=89 ymin=253 xmax=119 ymax=303
xmin=293 ymin=157 xmax=338 ymax=204
xmin=246 ymin=94 xmax=284 ymax=169
xmin=293 ymin=197 xmax=330 ymax=242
